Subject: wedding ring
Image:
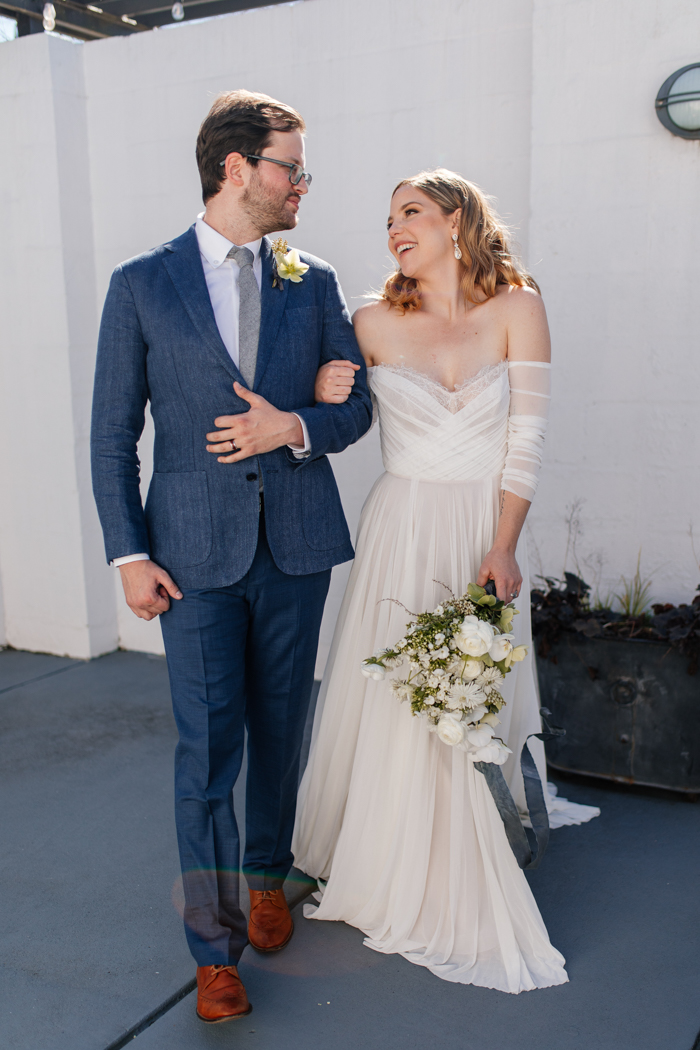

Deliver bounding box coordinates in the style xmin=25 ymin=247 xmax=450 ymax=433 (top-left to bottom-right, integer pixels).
xmin=510 ymin=591 xmax=518 ymax=598
xmin=229 ymin=440 xmax=239 ymax=453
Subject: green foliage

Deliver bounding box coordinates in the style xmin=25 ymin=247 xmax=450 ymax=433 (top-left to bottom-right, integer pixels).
xmin=614 ymin=551 xmax=653 ymax=619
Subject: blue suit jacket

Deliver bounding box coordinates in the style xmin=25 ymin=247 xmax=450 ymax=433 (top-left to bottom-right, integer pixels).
xmin=90 ymin=226 xmax=372 ymax=589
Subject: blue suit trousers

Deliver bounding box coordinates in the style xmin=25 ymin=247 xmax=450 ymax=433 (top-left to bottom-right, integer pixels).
xmin=160 ymin=510 xmax=331 ymax=966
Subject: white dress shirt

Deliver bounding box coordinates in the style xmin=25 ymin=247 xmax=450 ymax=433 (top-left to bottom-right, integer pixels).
xmin=112 ymin=216 xmax=311 ymax=568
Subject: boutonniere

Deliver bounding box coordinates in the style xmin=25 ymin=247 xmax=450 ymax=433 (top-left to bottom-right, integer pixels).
xmin=271 ymin=238 xmax=310 ymax=288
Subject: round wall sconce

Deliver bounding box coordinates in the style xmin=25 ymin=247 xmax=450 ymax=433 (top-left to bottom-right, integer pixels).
xmin=656 ymin=63 xmax=700 ymax=139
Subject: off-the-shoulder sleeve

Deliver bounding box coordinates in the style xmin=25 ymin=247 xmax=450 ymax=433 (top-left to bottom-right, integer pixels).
xmin=501 ymin=361 xmax=550 ymax=501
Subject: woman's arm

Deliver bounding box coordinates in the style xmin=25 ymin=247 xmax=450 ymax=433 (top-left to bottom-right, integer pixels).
xmin=313 ymin=301 xmax=385 ymax=402
xmin=477 ymin=287 xmax=551 ymax=601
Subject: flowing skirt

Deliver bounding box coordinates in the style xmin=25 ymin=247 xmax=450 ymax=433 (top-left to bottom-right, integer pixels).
xmin=293 ymin=472 xmax=597 ymax=993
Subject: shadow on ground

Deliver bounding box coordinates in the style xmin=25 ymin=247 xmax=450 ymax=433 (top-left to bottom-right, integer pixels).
xmin=1 ymin=649 xmax=698 ymax=1050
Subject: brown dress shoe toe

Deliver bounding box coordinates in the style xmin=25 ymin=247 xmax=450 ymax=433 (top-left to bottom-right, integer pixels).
xmin=196 ymin=965 xmax=251 ymax=1023
xmin=248 ymin=888 xmax=294 ymax=952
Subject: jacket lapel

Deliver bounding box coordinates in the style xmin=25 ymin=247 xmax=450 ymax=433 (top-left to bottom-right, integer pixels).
xmin=162 ymin=226 xmax=243 ymax=385
xmin=254 ymin=237 xmax=289 ymax=391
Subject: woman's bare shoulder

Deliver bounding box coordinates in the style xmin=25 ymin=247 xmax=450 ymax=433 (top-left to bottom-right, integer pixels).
xmin=352 ymin=299 xmax=395 ymax=332
xmin=500 ymin=285 xmax=550 ymax=362
xmin=498 ymin=283 xmax=546 ymax=318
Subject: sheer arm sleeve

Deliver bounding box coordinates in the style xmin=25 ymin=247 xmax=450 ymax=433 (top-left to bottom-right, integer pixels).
xmin=501 ymin=361 xmax=550 ymax=502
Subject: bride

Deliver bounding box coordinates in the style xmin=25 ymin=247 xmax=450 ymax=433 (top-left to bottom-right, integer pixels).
xmin=292 ymin=169 xmax=598 ymax=993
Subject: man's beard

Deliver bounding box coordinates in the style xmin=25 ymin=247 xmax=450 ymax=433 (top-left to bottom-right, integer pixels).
xmin=242 ymin=170 xmax=298 ymax=234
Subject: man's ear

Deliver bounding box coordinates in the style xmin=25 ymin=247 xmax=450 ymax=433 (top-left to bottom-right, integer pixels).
xmin=222 ymin=152 xmax=246 ymax=187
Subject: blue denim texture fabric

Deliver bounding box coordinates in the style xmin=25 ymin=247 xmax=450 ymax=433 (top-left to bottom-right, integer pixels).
xmin=160 ymin=513 xmax=330 ymax=966
xmin=90 ymin=226 xmax=372 ymax=589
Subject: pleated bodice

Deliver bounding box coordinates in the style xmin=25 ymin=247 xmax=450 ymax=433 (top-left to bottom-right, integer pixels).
xmin=369 ymin=361 xmax=509 ymax=483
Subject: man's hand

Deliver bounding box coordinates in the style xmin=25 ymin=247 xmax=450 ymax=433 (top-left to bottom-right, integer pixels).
xmin=119 ymin=559 xmax=183 ymax=620
xmin=314 ymin=360 xmax=360 ymax=404
xmin=206 ymin=382 xmax=304 ymax=463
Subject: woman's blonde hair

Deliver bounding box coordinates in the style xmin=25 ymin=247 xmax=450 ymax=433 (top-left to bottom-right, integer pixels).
xmin=381 ymin=169 xmax=539 ymax=312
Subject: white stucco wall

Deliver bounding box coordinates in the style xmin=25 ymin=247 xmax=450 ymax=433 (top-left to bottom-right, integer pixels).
xmin=527 ymin=0 xmax=700 ymax=606
xmin=0 ymin=0 xmax=698 ymax=663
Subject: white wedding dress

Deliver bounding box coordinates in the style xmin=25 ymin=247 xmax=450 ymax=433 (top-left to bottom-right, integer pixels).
xmin=292 ymin=359 xmax=599 ymax=994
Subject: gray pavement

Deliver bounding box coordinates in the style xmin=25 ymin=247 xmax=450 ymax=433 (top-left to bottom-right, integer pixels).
xmin=1 ymin=648 xmax=699 ymax=1050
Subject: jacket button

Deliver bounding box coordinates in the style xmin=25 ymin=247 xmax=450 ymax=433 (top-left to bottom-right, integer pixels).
xmin=246 ymin=473 xmax=258 ymax=481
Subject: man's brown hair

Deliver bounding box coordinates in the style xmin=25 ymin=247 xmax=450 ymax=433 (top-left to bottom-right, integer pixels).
xmin=196 ymin=90 xmax=306 ymax=203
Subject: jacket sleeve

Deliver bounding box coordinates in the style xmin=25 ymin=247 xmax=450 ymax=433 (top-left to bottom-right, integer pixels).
xmin=91 ymin=266 xmax=151 ymax=563
xmin=287 ymin=266 xmax=373 ymax=464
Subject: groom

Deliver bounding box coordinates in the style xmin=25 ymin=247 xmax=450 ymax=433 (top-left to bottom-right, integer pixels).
xmin=91 ymin=90 xmax=371 ymax=1023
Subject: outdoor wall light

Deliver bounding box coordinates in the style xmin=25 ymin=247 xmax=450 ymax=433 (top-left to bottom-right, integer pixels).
xmin=655 ymin=63 xmax=700 ymax=139
xmin=171 ymin=1 xmax=184 ymax=19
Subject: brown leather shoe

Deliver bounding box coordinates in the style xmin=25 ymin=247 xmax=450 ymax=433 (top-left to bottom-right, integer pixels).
xmin=248 ymin=888 xmax=294 ymax=952
xmin=196 ymin=965 xmax=251 ymax=1024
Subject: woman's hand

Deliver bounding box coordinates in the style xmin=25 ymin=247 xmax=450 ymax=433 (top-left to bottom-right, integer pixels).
xmin=314 ymin=360 xmax=360 ymax=404
xmin=477 ymin=546 xmax=523 ymax=603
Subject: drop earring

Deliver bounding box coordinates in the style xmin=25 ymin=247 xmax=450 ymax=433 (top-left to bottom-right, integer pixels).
xmin=452 ymin=233 xmax=462 ymax=260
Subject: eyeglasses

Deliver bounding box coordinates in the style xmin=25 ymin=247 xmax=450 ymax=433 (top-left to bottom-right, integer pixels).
xmin=218 ymin=154 xmax=312 ymax=187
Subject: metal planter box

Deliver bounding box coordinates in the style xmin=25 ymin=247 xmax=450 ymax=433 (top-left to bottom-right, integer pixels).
xmin=536 ymin=634 xmax=700 ymax=794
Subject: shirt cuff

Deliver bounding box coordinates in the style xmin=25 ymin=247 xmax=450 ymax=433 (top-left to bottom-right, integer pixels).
xmin=112 ymin=553 xmax=150 ymax=567
xmin=287 ymin=413 xmax=311 ymax=459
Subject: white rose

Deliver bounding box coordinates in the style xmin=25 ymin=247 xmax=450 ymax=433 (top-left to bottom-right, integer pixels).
xmin=436 ymin=714 xmax=466 ymax=747
xmin=461 ymin=659 xmax=484 ymax=681
xmin=466 ymin=723 xmax=495 ymax=748
xmin=488 ymin=633 xmax=514 ymax=662
xmin=455 ymin=616 xmax=495 ymax=658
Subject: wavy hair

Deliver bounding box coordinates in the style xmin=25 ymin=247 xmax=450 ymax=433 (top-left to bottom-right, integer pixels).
xmin=381 ymin=169 xmax=539 ymax=312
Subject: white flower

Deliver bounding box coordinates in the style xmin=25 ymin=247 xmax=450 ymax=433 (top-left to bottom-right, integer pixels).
xmin=396 ymin=638 xmax=407 ymax=650
xmin=433 ymin=646 xmax=450 ymax=660
xmin=488 ymin=633 xmax=514 ymax=662
xmin=478 ymin=666 xmax=504 ymax=687
xmin=464 ymin=703 xmax=488 ymax=724
xmin=434 ymin=633 xmax=445 ymax=645
xmin=472 ymin=739 xmax=512 ymax=765
xmin=361 ymin=660 xmax=385 ymax=681
xmin=274 ymin=247 xmax=309 ymax=283
xmin=436 ymin=713 xmax=466 ymax=747
xmin=424 ymin=695 xmax=436 ymax=705
xmin=391 ymin=679 xmax=413 ymax=699
xmin=466 ymin=723 xmax=495 ymax=748
xmin=458 ymin=681 xmax=488 ymax=708
xmin=461 ymin=659 xmax=484 ymax=681
xmin=434 ymin=605 xmax=444 ymax=616
xmin=455 ymin=616 xmax=495 ymax=658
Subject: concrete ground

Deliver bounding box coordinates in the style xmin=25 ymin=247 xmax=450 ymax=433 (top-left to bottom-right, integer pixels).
xmin=1 ymin=648 xmax=699 ymax=1050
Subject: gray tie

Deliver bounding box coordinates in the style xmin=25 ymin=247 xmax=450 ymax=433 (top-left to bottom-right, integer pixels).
xmin=227 ymin=245 xmax=260 ymax=388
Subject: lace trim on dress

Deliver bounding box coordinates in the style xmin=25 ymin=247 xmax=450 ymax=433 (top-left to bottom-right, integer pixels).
xmin=374 ymin=360 xmax=508 ymax=414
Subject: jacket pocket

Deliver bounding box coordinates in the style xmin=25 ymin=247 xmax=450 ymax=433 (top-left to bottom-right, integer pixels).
xmin=301 ymin=456 xmax=350 ymax=551
xmin=145 ymin=471 xmax=212 ymax=568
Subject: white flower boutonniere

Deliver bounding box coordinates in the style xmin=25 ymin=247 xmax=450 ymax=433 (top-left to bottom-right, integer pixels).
xmin=271 ymin=238 xmax=309 ymax=288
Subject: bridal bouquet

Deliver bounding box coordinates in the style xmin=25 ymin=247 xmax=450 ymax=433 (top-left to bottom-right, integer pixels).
xmin=361 ymin=584 xmax=528 ymax=765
